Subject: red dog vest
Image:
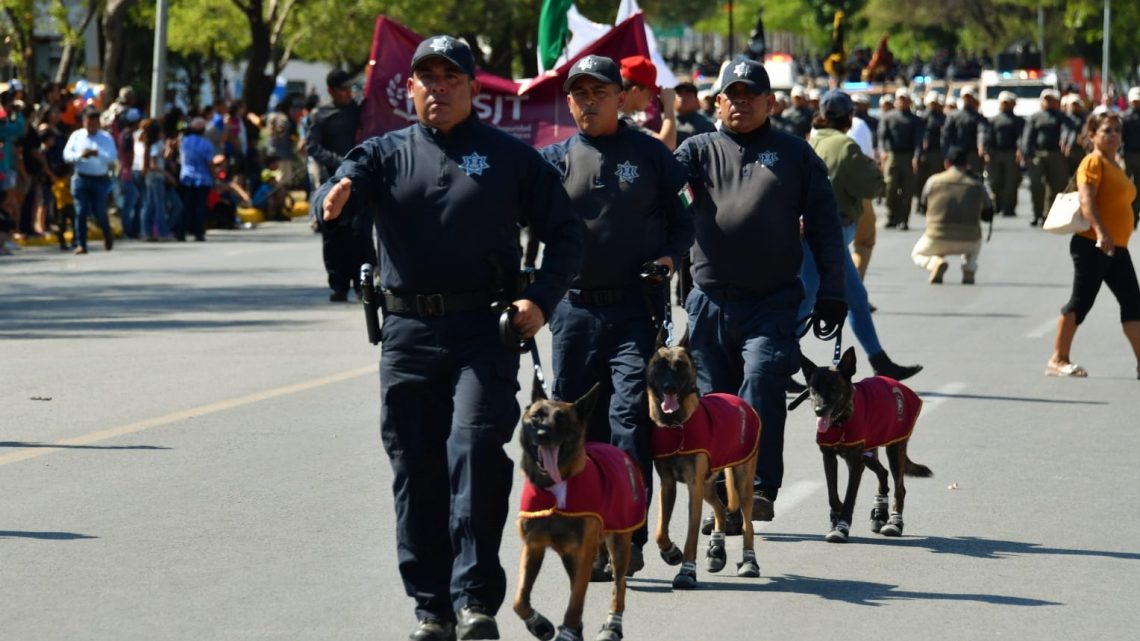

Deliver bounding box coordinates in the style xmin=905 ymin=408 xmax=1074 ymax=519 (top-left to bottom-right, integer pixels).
xmin=651 ymin=393 xmax=761 ymax=477
xmin=518 ymin=442 xmax=647 ymax=534
xmin=816 ymin=377 xmax=923 ymax=448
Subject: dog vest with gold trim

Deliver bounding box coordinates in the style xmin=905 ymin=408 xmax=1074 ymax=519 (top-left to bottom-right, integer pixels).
xmin=651 ymin=393 xmax=761 ymax=477
xmin=816 ymin=376 xmax=923 ymax=448
xmin=518 ymin=442 xmax=647 ymax=534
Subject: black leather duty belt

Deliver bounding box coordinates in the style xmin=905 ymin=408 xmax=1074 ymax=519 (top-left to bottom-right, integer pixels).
xmin=380 ymin=291 xmax=494 ymax=316
xmin=565 ymin=287 xmax=628 ymax=306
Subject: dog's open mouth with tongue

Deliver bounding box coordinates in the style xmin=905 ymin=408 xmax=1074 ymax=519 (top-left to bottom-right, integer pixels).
xmin=537 ymin=444 xmax=568 ymax=508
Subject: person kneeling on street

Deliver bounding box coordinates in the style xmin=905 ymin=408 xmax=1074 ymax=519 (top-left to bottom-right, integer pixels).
xmin=912 ymin=146 xmax=995 ymax=285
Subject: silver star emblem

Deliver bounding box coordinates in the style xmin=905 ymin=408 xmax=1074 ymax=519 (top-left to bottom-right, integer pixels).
xmin=578 ymin=57 xmax=596 ymax=70
xmin=614 ymin=161 xmax=639 ymax=184
xmin=430 ymin=37 xmax=451 ymax=52
xmin=460 ymin=152 xmax=490 ymax=177
xmin=733 ymin=62 xmax=748 ymax=77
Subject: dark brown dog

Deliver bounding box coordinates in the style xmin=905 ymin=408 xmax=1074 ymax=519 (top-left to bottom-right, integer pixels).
xmin=645 ymin=345 xmax=762 ymax=589
xmin=513 ymin=383 xmax=644 ymax=641
xmin=792 ymin=347 xmax=933 ymax=543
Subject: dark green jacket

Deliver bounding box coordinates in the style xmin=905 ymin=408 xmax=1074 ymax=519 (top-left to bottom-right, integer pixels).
xmin=809 ymin=128 xmax=885 ymax=225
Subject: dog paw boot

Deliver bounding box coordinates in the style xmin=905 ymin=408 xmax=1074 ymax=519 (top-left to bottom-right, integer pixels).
xmin=879 ymin=512 xmax=904 ymax=537
xmin=523 ymin=611 xmax=555 ymax=641
xmin=705 ymin=532 xmax=727 ymax=573
xmin=826 ymin=519 xmax=850 ymax=543
xmin=868 ymin=351 xmax=923 ymax=381
xmin=869 ymin=495 xmax=890 ymax=533
xmin=672 ymin=561 xmax=698 ymax=590
xmin=736 ymin=549 xmax=760 ymax=578
xmin=595 ymin=613 xmax=623 ymax=641
xmin=555 ymin=625 xmax=584 ymax=641
xmin=659 ymin=542 xmax=683 ymax=566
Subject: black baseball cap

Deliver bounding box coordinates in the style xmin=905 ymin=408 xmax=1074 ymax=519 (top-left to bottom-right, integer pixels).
xmin=819 ymin=90 xmax=854 ymax=118
xmin=718 ymin=58 xmax=771 ymax=95
xmin=675 ymin=81 xmax=699 ymax=94
xmin=563 ymin=55 xmax=622 ymax=91
xmin=326 ymin=69 xmax=353 ymax=89
xmin=411 ymin=35 xmax=476 ymax=77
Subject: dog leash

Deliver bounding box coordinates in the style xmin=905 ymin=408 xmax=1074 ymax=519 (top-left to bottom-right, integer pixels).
xmin=496 ymin=302 xmax=550 ymax=397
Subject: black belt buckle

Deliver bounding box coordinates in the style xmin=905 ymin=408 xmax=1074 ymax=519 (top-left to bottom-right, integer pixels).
xmin=415 ymin=293 xmax=446 ymax=316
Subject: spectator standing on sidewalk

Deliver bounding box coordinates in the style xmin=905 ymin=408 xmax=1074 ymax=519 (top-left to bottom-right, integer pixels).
xmin=62 ymin=107 xmax=117 ymax=254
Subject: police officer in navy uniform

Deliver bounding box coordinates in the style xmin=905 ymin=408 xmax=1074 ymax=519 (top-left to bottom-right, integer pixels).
xmin=307 ymin=68 xmax=376 ymax=301
xmin=314 ymin=36 xmax=583 ymax=641
xmin=674 ymin=58 xmax=847 ymax=526
xmin=540 ymin=55 xmax=695 ymax=578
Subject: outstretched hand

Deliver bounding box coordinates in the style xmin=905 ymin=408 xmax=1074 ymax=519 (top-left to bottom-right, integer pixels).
xmin=322 ymin=177 xmax=353 ymax=222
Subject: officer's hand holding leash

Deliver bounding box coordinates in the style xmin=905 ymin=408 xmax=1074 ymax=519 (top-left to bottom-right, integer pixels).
xmin=509 ymin=299 xmax=545 ymax=340
xmin=810 ymin=297 xmax=847 ymax=342
xmin=322 ymin=177 xmax=353 ymax=221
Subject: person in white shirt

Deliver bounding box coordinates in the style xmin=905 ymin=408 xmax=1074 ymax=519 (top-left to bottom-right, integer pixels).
xmin=63 ymin=107 xmax=119 ymax=254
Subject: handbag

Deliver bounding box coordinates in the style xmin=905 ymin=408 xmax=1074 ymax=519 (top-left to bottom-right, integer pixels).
xmin=1042 ymin=190 xmax=1090 ymax=235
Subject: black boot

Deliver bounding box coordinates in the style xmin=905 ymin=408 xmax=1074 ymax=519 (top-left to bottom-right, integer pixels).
xmin=868 ymin=351 xmax=923 ymax=381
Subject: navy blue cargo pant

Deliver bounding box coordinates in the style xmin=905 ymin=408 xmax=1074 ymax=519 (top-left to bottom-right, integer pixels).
xmin=684 ymin=285 xmax=802 ymax=501
xmin=549 ymin=293 xmax=658 ymax=547
xmin=379 ymin=310 xmax=520 ymax=622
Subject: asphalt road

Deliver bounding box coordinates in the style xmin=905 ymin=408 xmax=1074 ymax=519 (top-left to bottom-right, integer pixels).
xmin=3 ymin=195 xmax=1139 ymax=641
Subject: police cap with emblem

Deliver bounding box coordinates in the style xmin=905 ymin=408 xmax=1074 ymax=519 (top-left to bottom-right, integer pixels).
xmin=411 ymin=35 xmax=476 ymax=77
xmin=718 ymin=58 xmax=771 ymax=95
xmin=563 ymin=55 xmax=622 ymax=91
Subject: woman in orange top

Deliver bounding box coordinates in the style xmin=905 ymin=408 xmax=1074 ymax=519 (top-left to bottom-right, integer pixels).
xmin=1047 ymin=112 xmax=1140 ymax=378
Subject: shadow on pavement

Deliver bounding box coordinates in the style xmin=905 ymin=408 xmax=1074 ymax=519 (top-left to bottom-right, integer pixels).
xmin=875 ymin=311 xmax=1025 ymax=318
xmin=0 ymin=530 xmax=98 ymax=540
xmin=763 ymin=532 xmax=1140 ymax=562
xmin=0 ymin=441 xmax=170 ymax=451
xmin=758 ymin=573 xmax=1060 ymax=607
xmin=915 ymin=391 xmax=1108 ymax=406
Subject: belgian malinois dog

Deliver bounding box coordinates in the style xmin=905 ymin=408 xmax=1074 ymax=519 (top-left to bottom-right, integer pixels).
xmin=792 ymin=347 xmax=933 ymax=543
xmin=645 ymin=345 xmax=762 ymax=589
xmin=513 ymin=383 xmax=646 ymax=641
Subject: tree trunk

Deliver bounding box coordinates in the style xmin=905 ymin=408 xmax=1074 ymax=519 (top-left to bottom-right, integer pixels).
xmin=102 ymin=0 xmax=138 ymax=107
xmin=242 ymin=1 xmax=274 ymax=115
xmin=185 ymin=53 xmax=206 ymax=110
xmin=55 ymin=43 xmax=79 ymax=85
xmin=209 ymin=48 xmax=225 ymax=103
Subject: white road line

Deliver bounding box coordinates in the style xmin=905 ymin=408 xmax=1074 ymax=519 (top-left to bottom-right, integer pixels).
xmin=0 ymin=364 xmax=378 ymax=467
xmin=1025 ymin=317 xmax=1058 ymax=339
xmin=920 ymin=381 xmax=968 ymax=414
xmin=755 ymin=480 xmax=824 ymax=531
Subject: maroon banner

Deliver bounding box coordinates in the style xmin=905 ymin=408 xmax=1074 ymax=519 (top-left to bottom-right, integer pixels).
xmin=359 ymin=14 xmax=651 ymax=147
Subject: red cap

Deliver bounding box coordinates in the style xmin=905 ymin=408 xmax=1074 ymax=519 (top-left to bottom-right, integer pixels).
xmin=620 ymin=55 xmax=657 ymax=91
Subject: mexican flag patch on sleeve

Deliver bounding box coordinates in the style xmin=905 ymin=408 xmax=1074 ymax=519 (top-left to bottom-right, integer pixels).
xmin=678 ymin=183 xmax=695 ymax=208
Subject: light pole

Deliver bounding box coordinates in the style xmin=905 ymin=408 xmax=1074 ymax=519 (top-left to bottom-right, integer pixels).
xmin=150 ymin=0 xmax=169 ymax=116
xmin=1102 ymin=0 xmax=1110 ymax=100
xmin=728 ymin=0 xmax=735 ymax=58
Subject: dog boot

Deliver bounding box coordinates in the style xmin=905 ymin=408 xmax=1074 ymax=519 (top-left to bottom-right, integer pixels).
xmin=595 ymin=613 xmax=623 ymax=641
xmin=868 ymin=351 xmax=923 ymax=381
xmin=869 ymin=494 xmax=890 ymax=533
xmin=555 ymin=625 xmax=584 ymax=641
xmin=879 ymin=512 xmax=904 ymax=537
xmin=825 ymin=519 xmax=850 ymax=543
xmin=659 ymin=542 xmax=683 ymax=566
xmin=590 ymin=547 xmax=613 ymax=582
xmin=736 ymin=549 xmax=760 ymax=578
xmin=672 ymin=561 xmax=698 ymax=590
xmin=705 ymin=532 xmax=727 ymax=573
xmin=522 ymin=611 xmax=555 ymax=641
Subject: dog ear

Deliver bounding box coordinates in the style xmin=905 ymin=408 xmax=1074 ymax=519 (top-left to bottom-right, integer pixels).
xmin=653 ymin=325 xmax=667 ymax=350
xmin=574 ymin=382 xmax=601 ymax=424
xmin=798 ymin=349 xmax=817 ymax=379
xmin=838 ymin=347 xmax=857 ymax=378
xmin=531 ymin=370 xmax=548 ymax=403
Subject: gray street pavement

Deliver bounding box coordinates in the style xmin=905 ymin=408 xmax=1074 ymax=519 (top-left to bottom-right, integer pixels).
xmin=3 ymin=195 xmax=1139 ymax=641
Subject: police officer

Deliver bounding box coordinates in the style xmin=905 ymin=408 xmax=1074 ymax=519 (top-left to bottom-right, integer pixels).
xmin=674 ymin=58 xmax=847 ymax=527
xmin=783 ymin=85 xmax=814 ymax=139
xmin=984 ymin=91 xmax=1025 ymax=218
xmin=852 ymin=93 xmax=878 ymax=153
xmin=674 ymin=80 xmax=716 ymax=146
xmin=878 ymin=87 xmax=923 ymax=229
xmin=1062 ymin=94 xmax=1088 ymax=177
xmin=916 ymin=91 xmax=946 ymax=197
xmin=1123 ymin=87 xmax=1140 ymax=226
xmin=307 ymin=68 xmax=377 ymax=302
xmin=1021 ymin=89 xmax=1070 ymax=226
xmin=540 ymin=54 xmax=695 ymax=578
xmin=942 ymin=86 xmax=987 ymax=175
xmin=314 ymin=36 xmax=583 ymax=641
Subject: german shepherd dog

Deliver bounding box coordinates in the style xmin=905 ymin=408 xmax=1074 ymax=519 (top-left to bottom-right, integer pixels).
xmin=645 ymin=345 xmax=762 ymax=589
xmin=513 ymin=383 xmax=644 ymax=641
xmin=792 ymin=347 xmax=933 ymax=543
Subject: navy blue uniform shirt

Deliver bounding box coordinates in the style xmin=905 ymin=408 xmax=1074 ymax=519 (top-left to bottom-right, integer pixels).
xmin=674 ymin=120 xmax=847 ymax=303
xmin=540 ymin=122 xmax=695 ymax=289
xmin=311 ymin=115 xmax=584 ymax=319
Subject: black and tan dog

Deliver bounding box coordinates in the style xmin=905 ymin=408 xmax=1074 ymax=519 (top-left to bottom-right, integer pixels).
xmin=513 ymin=383 xmax=647 ymax=641
xmin=792 ymin=347 xmax=933 ymax=543
xmin=645 ymin=345 xmax=762 ymax=589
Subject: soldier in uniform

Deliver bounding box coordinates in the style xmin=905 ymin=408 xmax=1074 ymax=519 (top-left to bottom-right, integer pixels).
xmin=1063 ymin=94 xmax=1088 ymax=178
xmin=674 ymin=58 xmax=848 ymax=524
xmin=852 ymin=93 xmax=878 ymax=153
xmin=770 ymin=91 xmax=797 ymax=136
xmin=878 ymin=87 xmax=923 ymax=229
xmin=306 ymin=68 xmax=376 ymax=302
xmin=984 ymin=91 xmax=1025 ymax=217
xmin=540 ymin=55 xmax=695 ymax=579
xmin=783 ymin=85 xmax=814 ymax=139
xmin=916 ymin=91 xmax=946 ymax=197
xmin=1021 ymin=89 xmax=1071 ymax=226
xmin=314 ymin=36 xmax=584 ymax=641
xmin=1122 ymin=87 xmax=1140 ymax=227
xmin=942 ymin=85 xmax=986 ymax=175
xmin=674 ymin=80 xmax=716 ymax=147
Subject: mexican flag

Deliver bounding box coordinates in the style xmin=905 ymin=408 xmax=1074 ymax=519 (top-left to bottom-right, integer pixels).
xmin=538 ymin=0 xmax=574 ymax=72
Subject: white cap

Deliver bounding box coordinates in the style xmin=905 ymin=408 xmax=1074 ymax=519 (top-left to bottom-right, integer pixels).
xmin=924 ymin=91 xmax=942 ymax=106
xmin=791 ymin=85 xmax=806 ymax=99
xmin=851 ymin=93 xmax=870 ymax=105
xmin=998 ymin=91 xmax=1018 ymax=103
xmin=894 ymin=86 xmax=911 ymax=99
xmin=1128 ymin=87 xmax=1140 ymax=102
xmin=774 ymin=91 xmax=790 ymax=105
xmin=1040 ymin=89 xmax=1060 ymax=101
xmin=807 ymin=87 xmax=821 ymax=101
xmin=960 ymin=86 xmax=978 ymax=98
xmin=879 ymin=93 xmax=895 ymax=105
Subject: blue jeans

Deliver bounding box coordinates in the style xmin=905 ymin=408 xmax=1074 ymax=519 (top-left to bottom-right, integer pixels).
xmin=800 ymin=223 xmax=883 ymax=357
xmin=116 ymin=171 xmax=141 ymax=237
xmin=141 ymin=174 xmax=170 ymax=238
xmin=71 ymin=175 xmax=112 ymax=250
